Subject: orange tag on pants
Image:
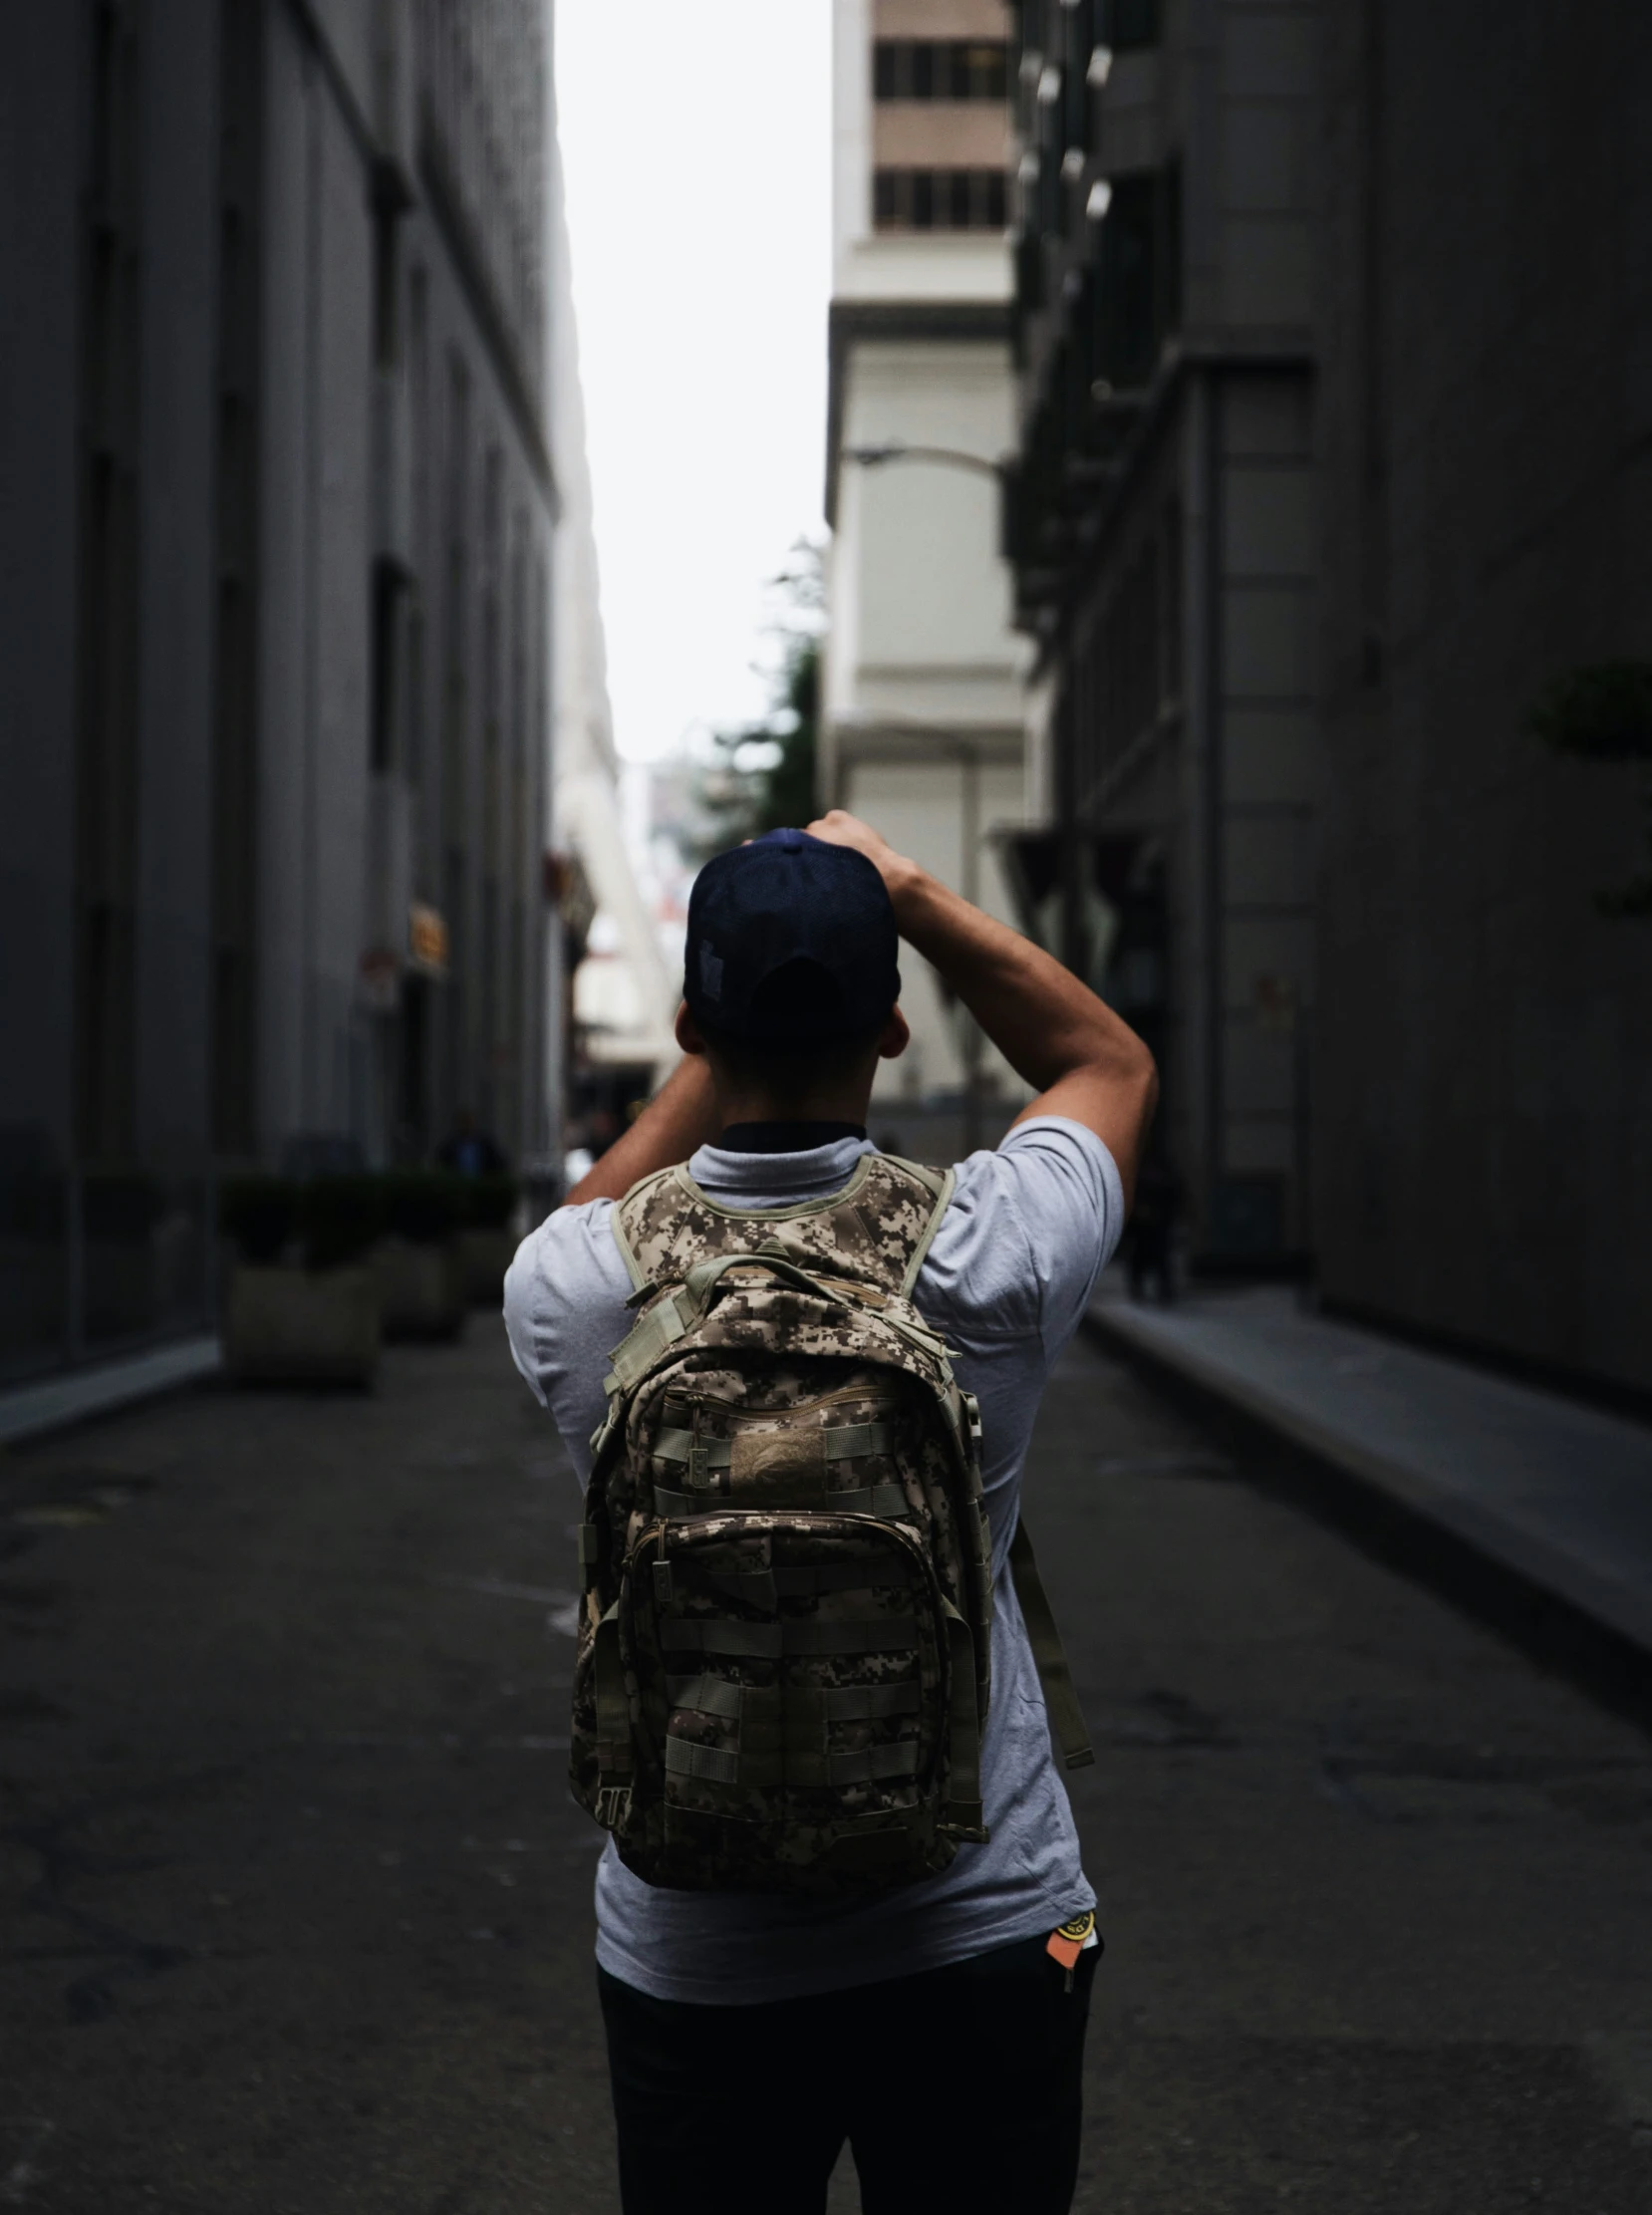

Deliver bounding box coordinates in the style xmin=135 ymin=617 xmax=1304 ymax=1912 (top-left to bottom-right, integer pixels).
xmin=1046 ymin=1912 xmax=1095 ymax=1971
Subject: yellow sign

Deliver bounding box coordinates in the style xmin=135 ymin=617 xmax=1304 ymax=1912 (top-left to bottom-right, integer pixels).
xmin=408 ymin=903 xmax=448 ymax=975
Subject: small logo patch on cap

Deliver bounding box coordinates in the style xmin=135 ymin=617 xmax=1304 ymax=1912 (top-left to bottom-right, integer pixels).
xmin=698 ymin=942 xmax=724 ymax=1002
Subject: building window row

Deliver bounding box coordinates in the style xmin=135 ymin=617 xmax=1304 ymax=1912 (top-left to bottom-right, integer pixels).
xmin=414 ymin=0 xmax=547 ymax=398
xmin=1108 ymin=0 xmax=1162 ymax=51
xmin=873 ymin=40 xmax=1008 ymax=104
xmin=874 ymin=167 xmax=1008 ymax=233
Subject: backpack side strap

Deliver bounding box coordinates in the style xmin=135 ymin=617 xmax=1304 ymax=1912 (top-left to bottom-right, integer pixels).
xmin=1009 ymin=1517 xmax=1095 ymax=1772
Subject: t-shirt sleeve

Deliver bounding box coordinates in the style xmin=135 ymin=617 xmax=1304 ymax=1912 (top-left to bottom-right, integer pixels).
xmin=502 ymin=1198 xmax=634 ymax=1470
xmin=918 ymin=1116 xmax=1125 ymax=1360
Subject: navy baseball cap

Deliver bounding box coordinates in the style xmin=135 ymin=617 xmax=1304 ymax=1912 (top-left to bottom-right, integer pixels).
xmin=684 ymin=828 xmax=901 ymax=1045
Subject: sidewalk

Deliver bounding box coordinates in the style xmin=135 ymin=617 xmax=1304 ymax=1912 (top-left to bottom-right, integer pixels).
xmin=1088 ymin=1276 xmax=1652 ymax=1661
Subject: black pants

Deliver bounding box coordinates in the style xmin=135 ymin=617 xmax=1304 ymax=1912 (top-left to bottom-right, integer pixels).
xmin=599 ymin=1930 xmax=1099 ymax=2215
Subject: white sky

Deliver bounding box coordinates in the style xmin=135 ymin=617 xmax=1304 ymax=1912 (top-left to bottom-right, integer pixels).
xmin=554 ymin=2 xmax=834 ymax=765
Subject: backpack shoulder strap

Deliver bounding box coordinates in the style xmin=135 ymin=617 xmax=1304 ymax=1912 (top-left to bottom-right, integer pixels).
xmin=781 ymin=1154 xmax=955 ymax=1297
xmin=874 ymin=1155 xmax=957 ymax=1297
xmin=608 ymin=1165 xmax=680 ymax=1292
xmin=612 ymin=1151 xmax=957 ymax=1300
xmin=1009 ymin=1517 xmax=1095 ymax=1772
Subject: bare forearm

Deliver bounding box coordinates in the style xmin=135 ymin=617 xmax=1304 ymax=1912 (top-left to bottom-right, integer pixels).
xmin=893 ymin=865 xmax=1149 ymax=1095
xmin=564 ymin=1055 xmax=720 ymax=1209
xmin=803 ymin=810 xmax=1157 ymax=1194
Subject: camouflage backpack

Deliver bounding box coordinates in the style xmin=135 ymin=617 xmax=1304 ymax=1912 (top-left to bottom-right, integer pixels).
xmin=568 ymin=1152 xmax=999 ymax=1896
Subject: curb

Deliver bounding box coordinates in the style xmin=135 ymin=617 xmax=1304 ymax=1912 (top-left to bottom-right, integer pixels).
xmin=0 ymin=1336 xmax=222 ymax=1449
xmin=1085 ymin=1300 xmax=1652 ymax=1719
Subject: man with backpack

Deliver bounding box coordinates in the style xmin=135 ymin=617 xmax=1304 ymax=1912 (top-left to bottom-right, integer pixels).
xmin=505 ymin=812 xmax=1157 ymax=2215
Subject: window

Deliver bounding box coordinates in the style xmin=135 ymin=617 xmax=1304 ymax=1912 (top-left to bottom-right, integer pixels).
xmin=75 ymin=0 xmax=143 ymax=1163
xmin=406 ymin=605 xmax=425 ymax=788
xmin=1161 ymin=494 xmax=1183 ymax=703
xmin=209 ymin=0 xmax=263 ymax=1159
xmin=370 ymin=558 xmax=406 ymax=774
xmin=441 ymin=354 xmax=469 ymax=836
xmin=373 ymin=200 xmax=399 ymax=370
xmin=409 ymin=265 xmax=428 ymax=544
xmin=873 ymin=168 xmax=1008 ymax=233
xmin=958 ymin=42 xmax=1009 ymax=100
xmin=1086 ymin=167 xmax=1177 ymax=391
xmin=443 ymin=843 xmax=467 ymax=1125
xmin=1081 ymin=530 xmax=1160 ymax=797
xmin=873 ymin=40 xmax=1009 ymax=102
xmin=1108 ymin=0 xmax=1161 ymax=53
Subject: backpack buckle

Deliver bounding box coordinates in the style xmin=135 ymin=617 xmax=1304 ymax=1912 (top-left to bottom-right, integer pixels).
xmin=593 ymin=1785 xmax=633 ymax=1831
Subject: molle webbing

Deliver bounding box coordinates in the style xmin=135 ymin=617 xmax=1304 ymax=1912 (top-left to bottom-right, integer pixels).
xmin=659 ymin=1615 xmax=922 ymax=1659
xmin=653 ymin=1419 xmax=894 ymax=1470
xmin=658 ymin=1559 xmax=913 ymax=1607
xmin=650 ymin=1415 xmax=904 ymax=1522
xmin=663 ymin=1734 xmax=921 ymax=1792
xmin=653 ymin=1480 xmax=910 ymax=1522
xmin=662 ymin=1672 xmax=925 ymax=1791
xmin=666 ymin=1675 xmax=922 ymax=1724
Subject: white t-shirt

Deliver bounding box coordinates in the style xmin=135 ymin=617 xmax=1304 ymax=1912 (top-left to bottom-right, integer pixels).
xmin=503 ymin=1116 xmax=1124 ymax=2005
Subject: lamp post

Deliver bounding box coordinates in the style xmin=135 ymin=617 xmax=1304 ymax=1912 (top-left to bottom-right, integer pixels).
xmin=843 ymin=440 xmax=1007 ymax=484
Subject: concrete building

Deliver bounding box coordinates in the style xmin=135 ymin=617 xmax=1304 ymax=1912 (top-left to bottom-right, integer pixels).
xmin=0 ymin=0 xmax=557 ymax=1382
xmin=1003 ymin=0 xmax=1318 ymax=1266
xmin=822 ymin=0 xmax=1031 ymax=1145
xmin=1314 ymin=1 xmax=1652 ymax=1396
xmin=546 ymin=113 xmax=677 ymax=1133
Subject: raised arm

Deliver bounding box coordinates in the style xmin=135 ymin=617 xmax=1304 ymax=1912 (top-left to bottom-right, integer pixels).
xmin=807 ymin=811 xmax=1159 ymax=1203
xmin=562 ymin=1053 xmax=720 ymax=1209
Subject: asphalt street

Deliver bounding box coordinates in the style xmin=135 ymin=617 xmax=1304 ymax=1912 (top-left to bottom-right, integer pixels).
xmin=3 ymin=1324 xmax=1651 ymax=2212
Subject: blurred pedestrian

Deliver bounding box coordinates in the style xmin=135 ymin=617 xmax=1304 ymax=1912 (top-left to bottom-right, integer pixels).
xmin=434 ymin=1106 xmax=506 ymax=1178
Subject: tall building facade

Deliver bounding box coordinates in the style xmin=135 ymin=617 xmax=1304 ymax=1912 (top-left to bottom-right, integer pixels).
xmin=547 ymin=112 xmax=678 ymax=1124
xmin=1315 ymin=1 xmax=1652 ymax=1395
xmin=0 ymin=0 xmax=557 ymax=1383
xmin=1003 ymin=0 xmax=1318 ymax=1263
xmin=822 ymin=0 xmax=1030 ymax=1139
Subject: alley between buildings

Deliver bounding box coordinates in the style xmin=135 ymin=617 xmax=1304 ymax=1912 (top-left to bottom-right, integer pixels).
xmin=3 ymin=1332 xmax=1650 ymax=2212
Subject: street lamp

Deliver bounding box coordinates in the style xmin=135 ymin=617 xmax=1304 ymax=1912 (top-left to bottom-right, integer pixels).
xmin=843 ymin=441 xmax=1006 ymax=484
xmin=842 ymin=439 xmax=1015 ymax=598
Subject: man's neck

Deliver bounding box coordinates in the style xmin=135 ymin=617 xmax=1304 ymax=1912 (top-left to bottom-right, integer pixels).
xmin=715 ymin=1119 xmax=866 ymax=1155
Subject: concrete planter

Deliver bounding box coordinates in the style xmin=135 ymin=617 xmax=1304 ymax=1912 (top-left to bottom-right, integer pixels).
xmin=224 ymin=1263 xmax=379 ymax=1386
xmin=457 ymin=1226 xmax=517 ymax=1308
xmin=373 ymin=1237 xmax=466 ymax=1342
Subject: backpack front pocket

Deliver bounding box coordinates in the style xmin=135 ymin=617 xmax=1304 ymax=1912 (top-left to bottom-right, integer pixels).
xmin=618 ymin=1512 xmax=960 ymax=1890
